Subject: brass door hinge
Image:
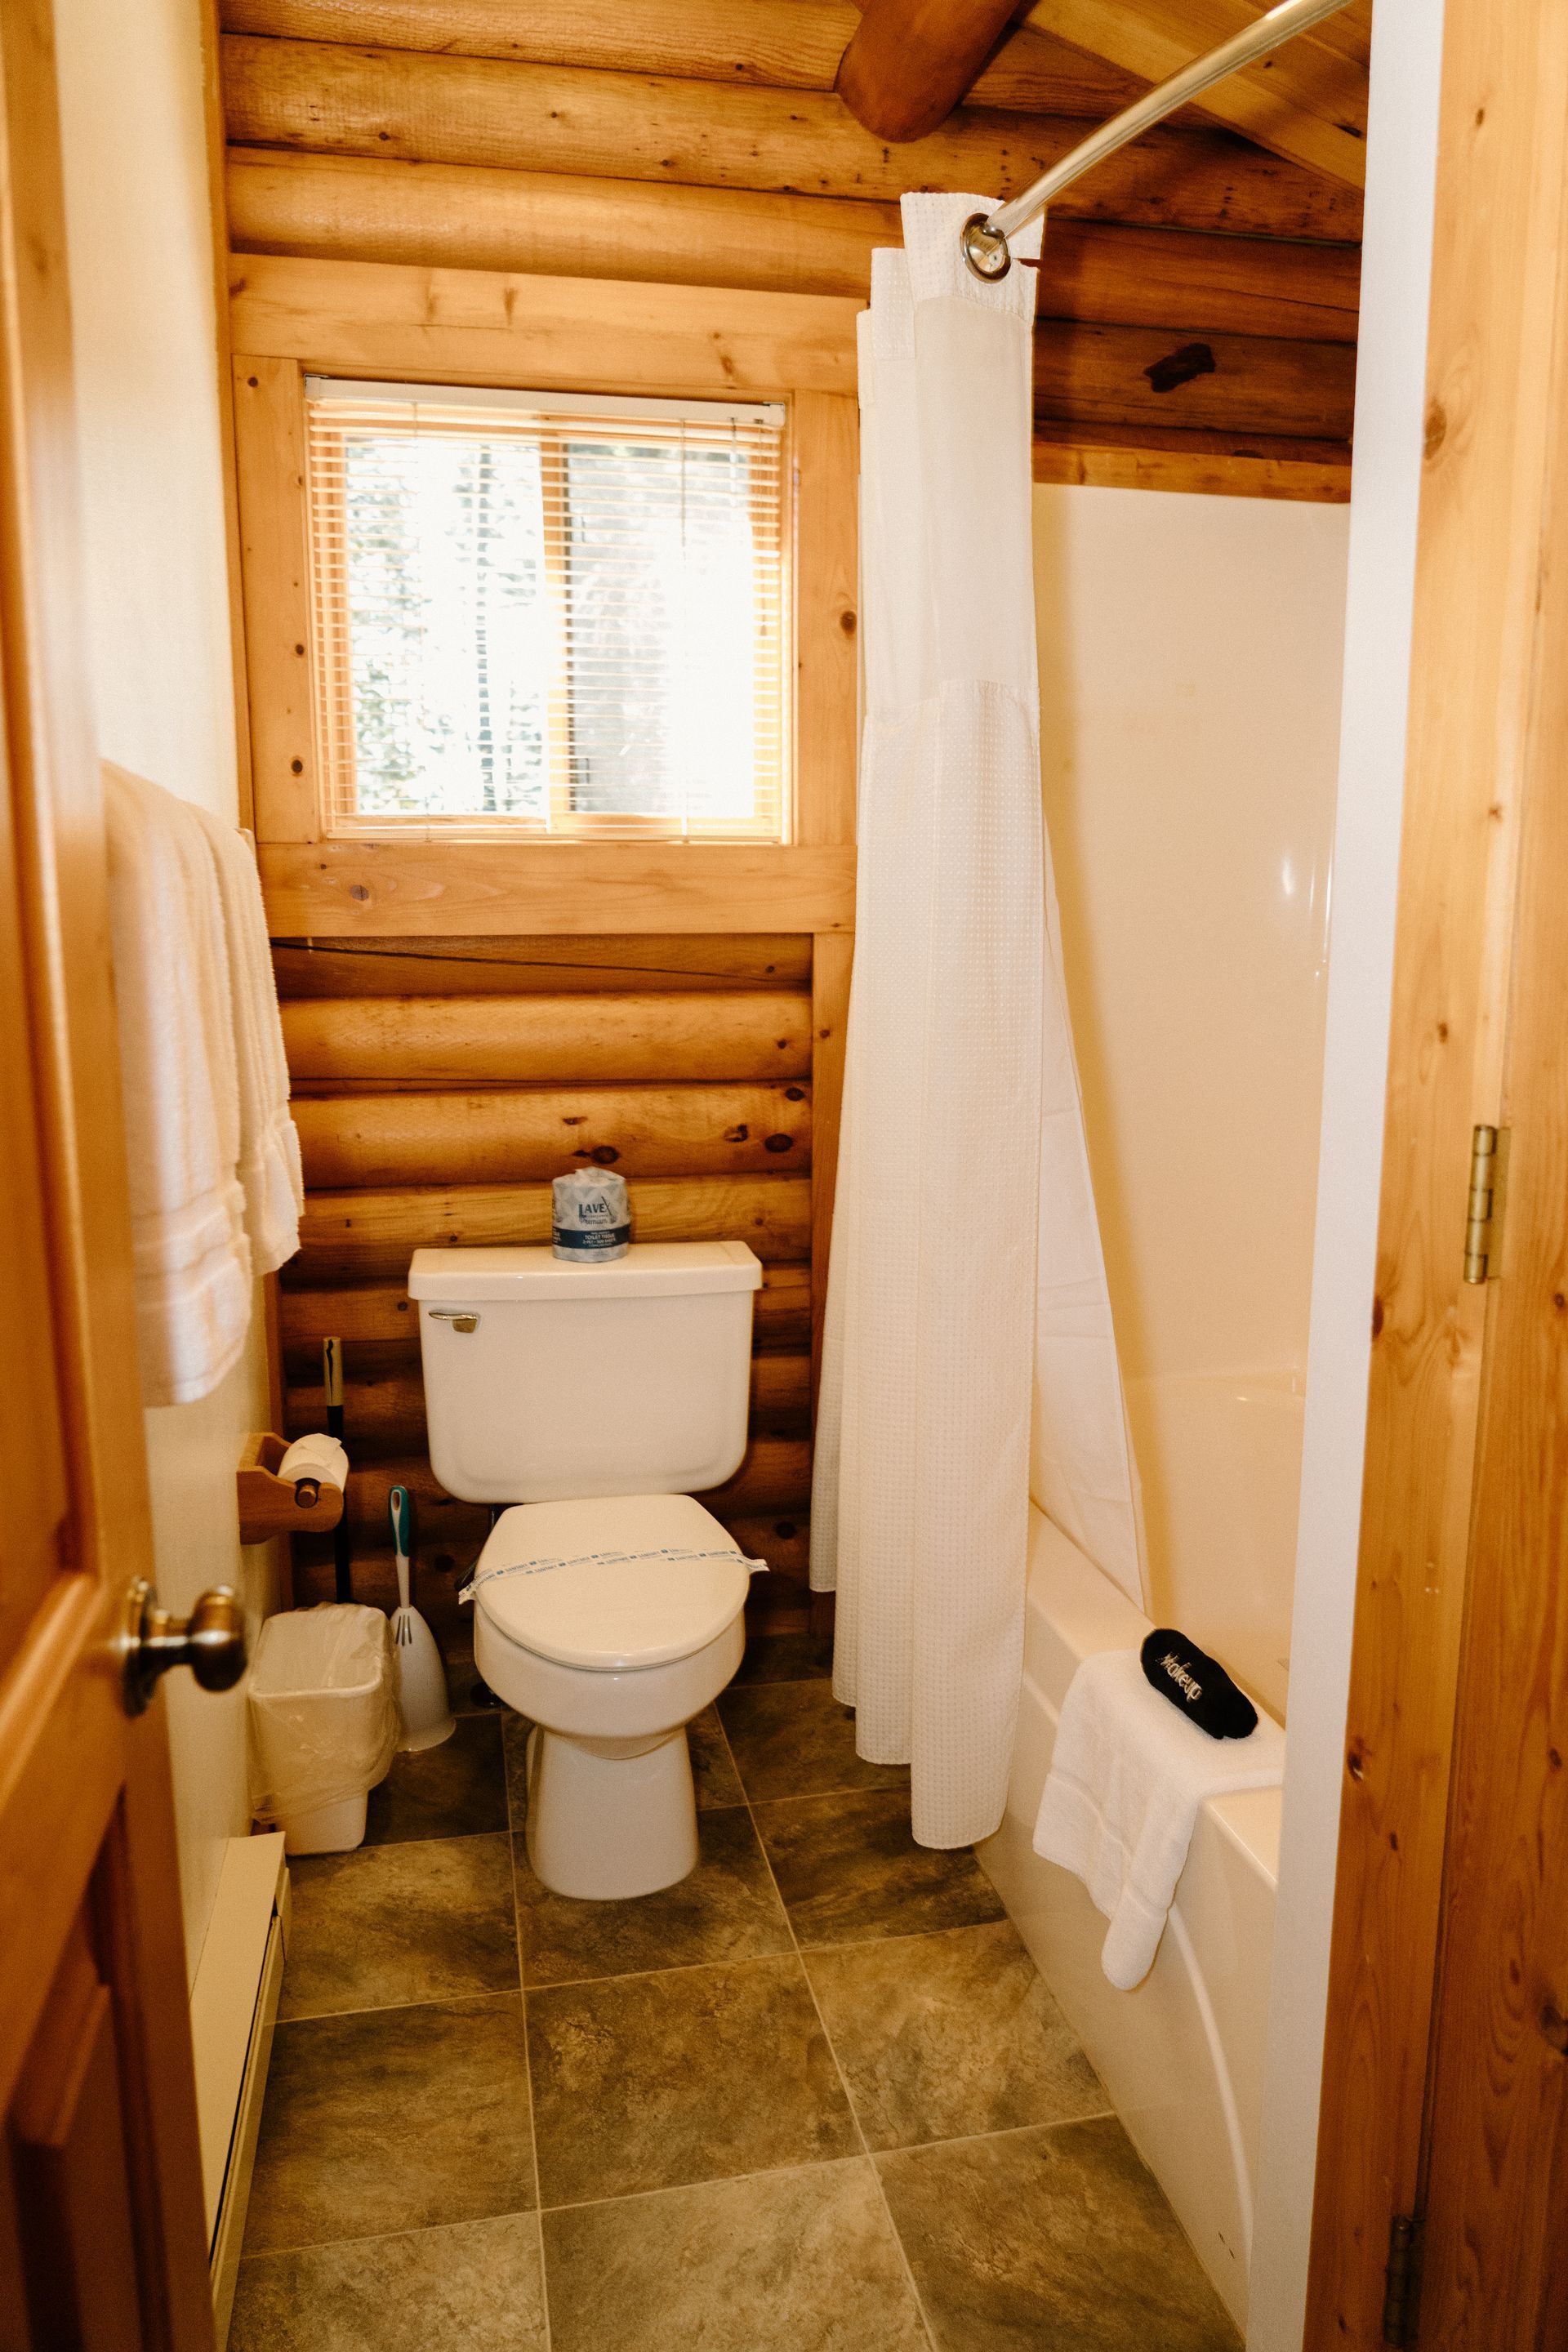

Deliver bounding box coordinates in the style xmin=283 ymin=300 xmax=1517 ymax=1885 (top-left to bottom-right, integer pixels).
xmin=1383 ymin=2212 xmax=1422 ymax=2345
xmin=1463 ymin=1124 xmax=1509 ymax=1284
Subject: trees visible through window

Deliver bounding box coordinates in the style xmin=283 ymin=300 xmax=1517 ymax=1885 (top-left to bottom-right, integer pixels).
xmin=305 ymin=380 xmax=790 ymax=840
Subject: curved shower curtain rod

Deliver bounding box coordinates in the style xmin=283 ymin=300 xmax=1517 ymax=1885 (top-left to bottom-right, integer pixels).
xmin=960 ymin=0 xmax=1361 ymax=282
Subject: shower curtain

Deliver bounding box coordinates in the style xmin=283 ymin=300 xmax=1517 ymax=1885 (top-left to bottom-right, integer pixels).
xmin=811 ymin=192 xmax=1143 ymax=1850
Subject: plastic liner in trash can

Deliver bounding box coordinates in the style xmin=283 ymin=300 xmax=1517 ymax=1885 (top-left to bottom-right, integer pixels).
xmin=248 ymin=1605 xmax=401 ymax=1855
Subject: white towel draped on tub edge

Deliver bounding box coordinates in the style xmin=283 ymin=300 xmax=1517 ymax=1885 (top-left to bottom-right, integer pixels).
xmin=1033 ymin=1648 xmax=1285 ymax=1989
xmin=104 ymin=762 xmax=302 ymax=1408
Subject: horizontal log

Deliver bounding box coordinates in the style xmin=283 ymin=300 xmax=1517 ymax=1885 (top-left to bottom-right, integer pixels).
xmin=343 ymin=1459 xmax=489 ymax=1546
xmin=283 ymin=992 xmax=813 ymax=1086
xmin=291 ymin=1547 xmax=472 ymax=1629
xmin=754 ymin=1264 xmax=813 ymax=1353
xmin=228 ymin=151 xmax=1361 ymax=341
xmin=290 ymin=1172 xmax=813 ymax=1281
xmin=285 ymin=1352 xmax=811 ymax=1453
xmin=343 ymin=1434 xmax=810 ymax=1538
xmin=720 ymin=1512 xmax=811 ymax=1583
xmin=219 ymin=0 xmax=1147 ymax=115
xmin=292 ymin=1082 xmax=812 ymax=1187
xmin=1032 ymin=421 xmax=1351 ymax=503
xmin=271 ymin=930 xmax=814 ymax=998
xmin=1035 ymin=318 xmax=1356 ymax=441
xmin=748 ymin=1353 xmax=813 ymax=1433
xmin=222 ymin=38 xmax=1362 ymax=241
xmin=706 ymin=1436 xmax=813 ymax=1517
xmin=256 ymin=836 xmax=858 ymax=938
xmin=277 ymin=1258 xmax=813 ymax=1365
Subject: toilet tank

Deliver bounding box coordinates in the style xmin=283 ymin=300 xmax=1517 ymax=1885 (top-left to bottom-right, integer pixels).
xmin=408 ymin=1241 xmax=763 ymax=1505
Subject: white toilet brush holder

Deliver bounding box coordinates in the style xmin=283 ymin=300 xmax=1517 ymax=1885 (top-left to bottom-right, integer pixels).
xmin=388 ymin=1484 xmax=454 ymax=1751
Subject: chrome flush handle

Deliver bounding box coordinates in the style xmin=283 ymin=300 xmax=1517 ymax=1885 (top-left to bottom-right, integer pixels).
xmin=118 ymin=1579 xmax=247 ymax=1717
xmin=427 ymin=1309 xmax=480 ymax=1333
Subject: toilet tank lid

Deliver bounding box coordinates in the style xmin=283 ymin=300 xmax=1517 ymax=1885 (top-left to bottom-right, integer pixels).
xmin=408 ymin=1240 xmax=763 ymax=1303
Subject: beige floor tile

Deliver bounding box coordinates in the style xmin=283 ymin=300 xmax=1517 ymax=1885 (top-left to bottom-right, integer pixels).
xmin=528 ymin=1954 xmax=856 ymax=2206
xmin=688 ymin=1702 xmax=746 ymax=1809
xmin=513 ymin=1806 xmax=791 ymax=1987
xmin=541 ymin=2160 xmax=929 ymax=2352
xmin=754 ymin=1788 xmax=1005 ymax=1949
xmin=733 ymin=1629 xmax=834 ymax=1684
xmin=281 ymin=1833 xmax=518 ymax=2020
xmin=806 ymin=1919 xmax=1106 ymax=2149
xmin=245 ymin=1994 xmax=535 ymax=2252
xmin=876 ymin=2116 xmax=1241 ymax=2351
xmin=229 ymin=2212 xmax=547 ymax=2351
xmin=501 ymin=1709 xmax=532 ymax=1826
xmin=718 ymin=1679 xmax=909 ymax=1802
xmin=365 ymin=1714 xmax=507 ymax=1846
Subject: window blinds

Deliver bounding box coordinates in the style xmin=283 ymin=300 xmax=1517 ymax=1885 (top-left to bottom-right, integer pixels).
xmin=303 ymin=380 xmax=791 ymax=840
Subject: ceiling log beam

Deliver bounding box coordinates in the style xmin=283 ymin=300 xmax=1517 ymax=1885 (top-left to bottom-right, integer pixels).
xmin=218 ymin=0 xmax=1152 ymax=118
xmin=835 ymin=0 xmax=1022 ymax=142
xmin=220 ymin=36 xmax=1364 ymax=242
xmin=1024 ymin=0 xmax=1369 ymax=185
xmin=226 ymin=149 xmax=1361 ymax=341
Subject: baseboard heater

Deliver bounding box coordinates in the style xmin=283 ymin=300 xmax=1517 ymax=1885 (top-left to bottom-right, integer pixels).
xmin=189 ymin=1833 xmax=290 ymax=2348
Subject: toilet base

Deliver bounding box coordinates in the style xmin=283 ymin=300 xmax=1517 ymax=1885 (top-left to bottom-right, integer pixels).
xmin=525 ymin=1723 xmax=698 ymax=1900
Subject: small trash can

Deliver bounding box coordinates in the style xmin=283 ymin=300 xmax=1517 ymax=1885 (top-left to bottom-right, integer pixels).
xmin=248 ymin=1605 xmax=401 ymax=1855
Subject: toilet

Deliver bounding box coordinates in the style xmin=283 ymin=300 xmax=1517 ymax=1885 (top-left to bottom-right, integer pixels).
xmin=408 ymin=1239 xmax=763 ymax=1900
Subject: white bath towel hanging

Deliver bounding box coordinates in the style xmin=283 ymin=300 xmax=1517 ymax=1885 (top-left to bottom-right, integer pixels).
xmin=811 ymin=192 xmax=1145 ymax=1850
xmin=104 ymin=764 xmax=254 ymax=1405
xmin=1033 ymin=1649 xmax=1285 ymax=1989
xmin=191 ymin=806 xmax=304 ymax=1274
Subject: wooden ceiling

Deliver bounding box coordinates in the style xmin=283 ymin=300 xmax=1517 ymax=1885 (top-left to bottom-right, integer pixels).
xmin=219 ymin=0 xmax=1370 ymax=499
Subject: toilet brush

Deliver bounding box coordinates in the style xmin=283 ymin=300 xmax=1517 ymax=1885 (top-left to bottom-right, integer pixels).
xmin=388 ymin=1484 xmax=455 ymax=1752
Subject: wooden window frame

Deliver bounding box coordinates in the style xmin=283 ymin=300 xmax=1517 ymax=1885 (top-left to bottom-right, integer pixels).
xmin=231 ymin=259 xmax=858 ymax=936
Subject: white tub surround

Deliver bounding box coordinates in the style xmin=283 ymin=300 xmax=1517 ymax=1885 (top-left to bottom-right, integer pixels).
xmin=813 ymin=190 xmax=1141 ymax=1850
xmin=981 ymin=1508 xmax=1280 ymax=2336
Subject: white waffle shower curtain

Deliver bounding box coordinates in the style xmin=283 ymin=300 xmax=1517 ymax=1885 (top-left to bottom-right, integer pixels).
xmin=811 ymin=193 xmax=1144 ymax=1850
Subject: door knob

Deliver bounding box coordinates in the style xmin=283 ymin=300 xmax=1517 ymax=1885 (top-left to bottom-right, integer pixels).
xmin=118 ymin=1579 xmax=247 ymax=1717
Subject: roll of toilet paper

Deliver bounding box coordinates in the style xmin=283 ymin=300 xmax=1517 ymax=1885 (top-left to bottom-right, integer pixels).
xmin=552 ymin=1167 xmax=630 ymax=1261
xmin=278 ymin=1433 xmax=350 ymax=1491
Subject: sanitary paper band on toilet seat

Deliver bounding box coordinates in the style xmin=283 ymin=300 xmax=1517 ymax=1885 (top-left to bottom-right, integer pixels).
xmin=460 ymin=1544 xmax=768 ymax=1605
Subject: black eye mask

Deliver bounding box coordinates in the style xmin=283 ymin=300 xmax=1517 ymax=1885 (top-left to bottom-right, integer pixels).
xmin=1139 ymin=1629 xmax=1258 ymax=1741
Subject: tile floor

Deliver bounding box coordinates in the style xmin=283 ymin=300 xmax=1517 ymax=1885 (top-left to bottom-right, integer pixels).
xmin=230 ymin=1636 xmax=1241 ymax=2352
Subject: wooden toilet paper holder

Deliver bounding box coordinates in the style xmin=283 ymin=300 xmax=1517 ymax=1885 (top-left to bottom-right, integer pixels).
xmin=237 ymin=1432 xmax=345 ymax=1546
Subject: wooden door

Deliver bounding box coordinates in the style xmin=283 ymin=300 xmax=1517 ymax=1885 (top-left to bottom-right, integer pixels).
xmin=0 ymin=2 xmax=216 ymax=2345
xmin=1407 ymin=118 xmax=1568 ymax=2338
xmin=1304 ymin=0 xmax=1568 ymax=2344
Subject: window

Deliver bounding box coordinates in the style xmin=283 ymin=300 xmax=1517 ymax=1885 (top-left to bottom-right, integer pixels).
xmin=302 ymin=380 xmax=790 ymax=842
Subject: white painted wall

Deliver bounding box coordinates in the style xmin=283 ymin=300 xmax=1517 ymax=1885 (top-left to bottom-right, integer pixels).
xmin=1247 ymin=4 xmax=1447 ymax=2345
xmin=53 ymin=0 xmax=280 ymax=1985
xmin=1034 ymin=485 xmax=1349 ymax=1706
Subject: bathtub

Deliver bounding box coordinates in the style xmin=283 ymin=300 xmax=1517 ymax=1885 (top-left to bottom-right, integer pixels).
xmin=978 ymin=1506 xmax=1282 ymax=2336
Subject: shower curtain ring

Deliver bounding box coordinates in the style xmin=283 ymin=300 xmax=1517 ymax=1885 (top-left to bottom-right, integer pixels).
xmin=960 ymin=212 xmax=1012 ymax=283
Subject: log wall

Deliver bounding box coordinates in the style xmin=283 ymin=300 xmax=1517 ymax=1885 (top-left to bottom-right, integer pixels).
xmin=277 ymin=936 xmax=822 ymax=1633
xmin=220 ymin=0 xmax=1361 ymax=494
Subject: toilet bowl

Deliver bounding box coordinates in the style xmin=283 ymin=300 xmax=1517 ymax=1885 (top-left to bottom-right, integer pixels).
xmin=410 ymin=1241 xmax=763 ymax=1900
xmin=471 ymin=1493 xmax=749 ymax=1899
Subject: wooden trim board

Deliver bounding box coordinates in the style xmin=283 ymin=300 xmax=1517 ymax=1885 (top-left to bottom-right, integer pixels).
xmin=257 ymin=840 xmax=855 ymax=934
xmin=229 ymin=254 xmax=858 ymax=395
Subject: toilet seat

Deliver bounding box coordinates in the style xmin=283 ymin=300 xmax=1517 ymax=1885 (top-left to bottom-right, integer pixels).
xmin=470 ymin=1493 xmax=750 ymax=1673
